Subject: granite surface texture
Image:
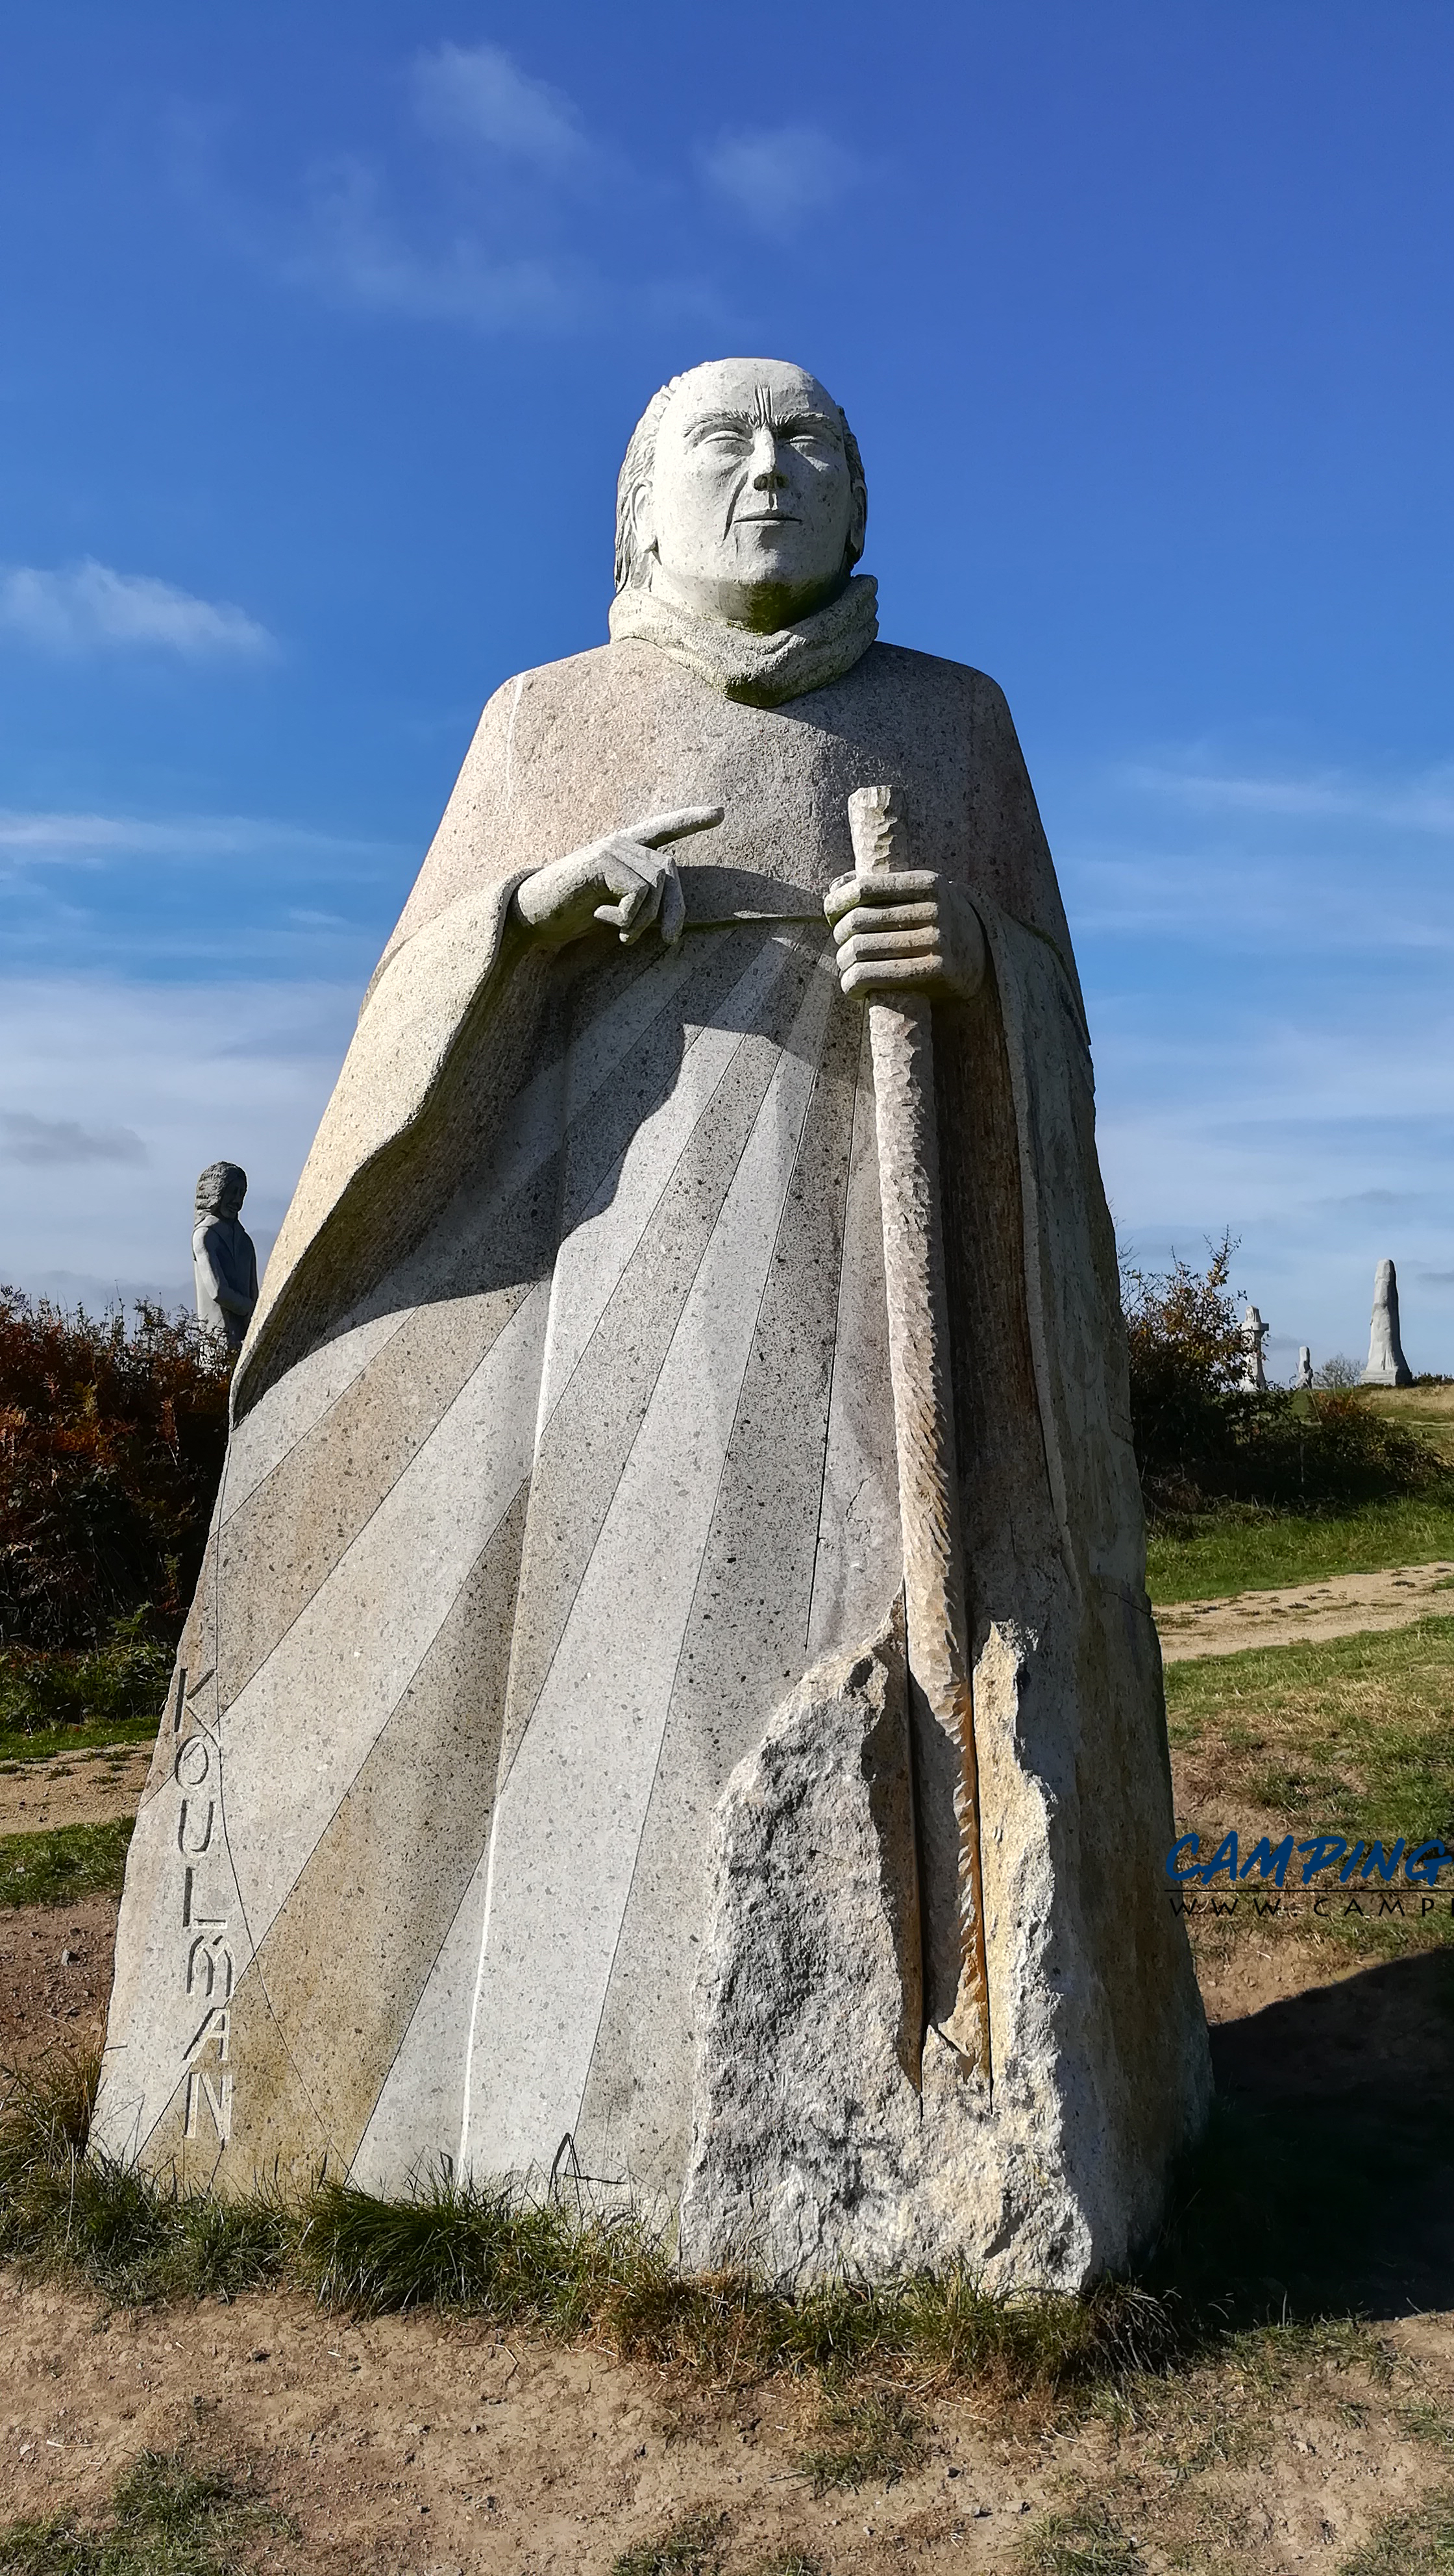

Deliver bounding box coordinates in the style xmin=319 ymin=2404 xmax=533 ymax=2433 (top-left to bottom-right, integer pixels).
xmin=95 ymin=360 xmax=1209 ymax=2285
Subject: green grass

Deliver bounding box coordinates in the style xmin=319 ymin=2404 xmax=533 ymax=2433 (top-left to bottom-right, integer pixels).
xmin=0 ymin=2050 xmax=1176 ymax=2399
xmin=611 ymin=2514 xmax=726 ymax=2576
xmin=1147 ymin=1492 xmax=1454 ymax=1604
xmin=1338 ymin=2485 xmax=1454 ymax=2573
xmin=1017 ymin=2499 xmax=1145 ymax=2572
xmin=0 ymin=1713 xmax=156 ymax=1767
xmin=0 ymin=1816 xmax=135 ymax=1907
xmin=1164 ymin=1613 xmax=1454 ymax=1857
xmin=796 ymin=2389 xmax=926 ymax=2494
xmin=0 ymin=2448 xmax=278 ymax=2576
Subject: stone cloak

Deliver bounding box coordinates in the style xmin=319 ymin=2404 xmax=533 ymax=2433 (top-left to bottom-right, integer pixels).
xmin=92 ymin=636 xmax=1210 ymax=2283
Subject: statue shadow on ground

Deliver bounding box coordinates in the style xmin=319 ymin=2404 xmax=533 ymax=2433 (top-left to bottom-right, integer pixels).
xmin=1151 ymin=1948 xmax=1454 ymax=2323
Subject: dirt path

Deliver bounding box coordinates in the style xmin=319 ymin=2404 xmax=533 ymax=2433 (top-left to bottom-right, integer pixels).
xmin=5 ymin=1892 xmax=1454 ymax=2568
xmin=1 ymin=1555 xmax=1449 ymax=1845
xmin=2 ymin=2266 xmax=1449 ymax=2571
xmin=1155 ymin=1555 xmax=1454 ymax=1660
xmin=0 ymin=1892 xmax=116 ymax=2069
xmin=0 ymin=1744 xmax=151 ymax=1834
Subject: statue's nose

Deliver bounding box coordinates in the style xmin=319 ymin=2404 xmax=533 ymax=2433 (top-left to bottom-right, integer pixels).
xmin=749 ymin=426 xmax=786 ymax=491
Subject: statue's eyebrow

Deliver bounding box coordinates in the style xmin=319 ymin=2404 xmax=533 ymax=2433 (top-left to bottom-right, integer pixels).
xmin=682 ymin=409 xmax=755 ymax=441
xmin=775 ymin=412 xmax=843 ymax=443
xmin=683 ymin=407 xmax=843 ymax=445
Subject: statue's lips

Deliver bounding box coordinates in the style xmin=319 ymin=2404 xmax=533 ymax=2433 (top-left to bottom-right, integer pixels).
xmin=734 ymin=512 xmax=800 ymax=525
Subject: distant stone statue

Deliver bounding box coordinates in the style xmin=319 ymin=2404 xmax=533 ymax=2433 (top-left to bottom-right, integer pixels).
xmin=1294 ymin=1345 xmax=1313 ymax=1390
xmin=1363 ymin=1258 xmax=1413 ymax=1387
xmin=192 ymin=1163 xmax=258 ymax=1353
xmin=97 ymin=356 xmax=1209 ymax=2292
xmin=1240 ymin=1304 xmax=1270 ymax=1392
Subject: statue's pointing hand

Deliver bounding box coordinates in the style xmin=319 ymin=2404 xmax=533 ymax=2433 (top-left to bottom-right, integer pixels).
xmin=824 ymin=869 xmax=986 ymax=1002
xmin=515 ymin=806 xmax=724 ymax=952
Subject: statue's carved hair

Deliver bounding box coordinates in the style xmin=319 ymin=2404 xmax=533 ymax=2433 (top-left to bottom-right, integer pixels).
xmin=196 ymin=1161 xmax=246 ymax=1216
xmin=613 ymin=371 xmax=867 ymax=593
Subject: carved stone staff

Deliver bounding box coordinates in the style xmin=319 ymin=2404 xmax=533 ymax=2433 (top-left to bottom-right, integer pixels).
xmin=847 ymin=783 xmax=992 ymax=2085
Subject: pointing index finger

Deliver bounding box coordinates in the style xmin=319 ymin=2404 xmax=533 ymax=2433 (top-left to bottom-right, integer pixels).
xmin=630 ymin=806 xmax=725 ymax=850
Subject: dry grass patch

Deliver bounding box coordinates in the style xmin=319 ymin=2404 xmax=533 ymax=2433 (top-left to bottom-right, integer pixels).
xmin=1166 ymin=1614 xmax=1454 ymax=1948
xmin=0 ymin=2447 xmax=283 ymax=2576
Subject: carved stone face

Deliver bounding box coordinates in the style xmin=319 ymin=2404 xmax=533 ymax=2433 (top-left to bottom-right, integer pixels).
xmin=197 ymin=1162 xmax=247 ymax=1222
xmin=640 ymin=358 xmax=862 ymax=634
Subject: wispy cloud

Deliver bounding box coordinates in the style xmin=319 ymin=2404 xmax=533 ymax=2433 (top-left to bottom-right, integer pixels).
xmin=700 ymin=125 xmax=859 ymax=229
xmin=0 ymin=974 xmax=356 ymax=1294
xmin=1 ymin=1111 xmax=147 ymax=1168
xmin=1126 ymin=759 xmax=1454 ymax=836
xmin=412 ymin=42 xmax=587 ymax=174
xmin=0 ymin=808 xmax=399 ymax=863
xmin=0 ymin=560 xmax=274 ymax=660
xmin=290 ymin=157 xmax=578 ymax=330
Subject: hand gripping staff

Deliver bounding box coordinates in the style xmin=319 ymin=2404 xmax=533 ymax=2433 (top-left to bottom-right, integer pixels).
xmin=846 ymin=784 xmax=992 ymax=2087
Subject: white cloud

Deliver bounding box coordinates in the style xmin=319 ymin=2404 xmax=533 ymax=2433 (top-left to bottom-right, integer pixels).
xmin=1 ymin=1112 xmax=147 ymax=1168
xmin=0 ymin=560 xmax=274 ymax=660
xmin=290 ymin=156 xmax=577 ymax=330
xmin=0 ymin=975 xmax=354 ymax=1298
xmin=700 ymin=124 xmax=859 ymax=229
xmin=0 ymin=808 xmax=397 ymax=863
xmin=412 ymin=42 xmax=586 ymax=173
xmin=1126 ymin=758 xmax=1454 ymax=836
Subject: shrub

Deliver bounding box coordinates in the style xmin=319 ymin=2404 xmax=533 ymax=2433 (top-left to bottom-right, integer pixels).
xmin=1120 ymin=1239 xmax=1447 ymax=1521
xmin=0 ymin=1290 xmax=229 ymax=1651
xmin=0 ymin=1609 xmax=174 ymax=1739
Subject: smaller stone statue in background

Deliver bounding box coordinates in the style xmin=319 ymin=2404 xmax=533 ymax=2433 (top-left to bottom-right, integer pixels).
xmin=1294 ymin=1345 xmax=1313 ymax=1389
xmin=1239 ymin=1303 xmax=1270 ymax=1393
xmin=1362 ymin=1257 xmax=1414 ymax=1387
xmin=193 ymin=1161 xmax=258 ymax=1353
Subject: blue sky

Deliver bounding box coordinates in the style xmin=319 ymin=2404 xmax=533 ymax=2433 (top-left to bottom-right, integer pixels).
xmin=2 ymin=0 xmax=1452 ymax=1372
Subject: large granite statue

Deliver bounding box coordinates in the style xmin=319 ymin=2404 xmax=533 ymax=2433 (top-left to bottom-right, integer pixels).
xmin=192 ymin=1163 xmax=259 ymax=1352
xmin=95 ymin=358 xmax=1209 ymax=2288
xmin=1363 ymin=1257 xmax=1413 ymax=1387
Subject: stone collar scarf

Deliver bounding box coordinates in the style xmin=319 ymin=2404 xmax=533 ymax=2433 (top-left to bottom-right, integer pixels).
xmin=607 ymin=572 xmax=879 ymax=709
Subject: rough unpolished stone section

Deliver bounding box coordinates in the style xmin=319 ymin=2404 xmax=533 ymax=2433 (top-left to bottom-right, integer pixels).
xmin=682 ymin=1615 xmax=1066 ymax=2288
xmin=680 ymin=1606 xmax=1207 ymax=2293
xmin=678 ymin=1611 xmax=929 ymax=2284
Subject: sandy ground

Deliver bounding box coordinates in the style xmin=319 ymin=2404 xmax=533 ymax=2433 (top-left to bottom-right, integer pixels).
xmin=1156 ymin=1555 xmax=1454 ymax=1659
xmin=4 ymin=2266 xmax=1449 ymax=2574
xmin=6 ymin=1582 xmax=1454 ymax=2570
xmin=4 ymin=1891 xmax=1454 ymax=2570
xmin=0 ymin=1892 xmax=117 ymax=2064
